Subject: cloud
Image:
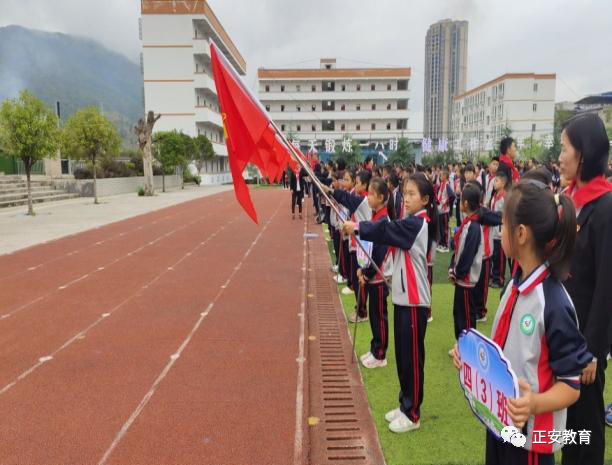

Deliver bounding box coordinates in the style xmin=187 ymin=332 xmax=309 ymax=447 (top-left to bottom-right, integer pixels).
xmin=1 ymin=0 xmax=610 ymax=135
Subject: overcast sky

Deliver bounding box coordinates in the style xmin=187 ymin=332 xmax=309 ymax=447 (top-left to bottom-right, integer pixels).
xmin=1 ymin=0 xmax=610 ymax=135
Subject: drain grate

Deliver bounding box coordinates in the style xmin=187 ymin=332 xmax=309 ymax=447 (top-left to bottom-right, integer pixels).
xmin=305 ymin=215 xmax=386 ymax=465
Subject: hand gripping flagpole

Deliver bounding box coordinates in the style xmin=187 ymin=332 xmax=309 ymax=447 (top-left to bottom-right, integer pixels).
xmin=269 ymin=120 xmax=390 ymax=289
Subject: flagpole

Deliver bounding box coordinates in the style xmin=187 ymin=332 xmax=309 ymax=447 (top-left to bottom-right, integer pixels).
xmin=269 ymin=121 xmax=389 ymax=288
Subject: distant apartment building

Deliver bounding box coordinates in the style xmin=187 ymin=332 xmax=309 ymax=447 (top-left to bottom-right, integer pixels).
xmin=450 ymin=73 xmax=556 ymax=155
xmin=140 ymin=0 xmax=246 ymax=184
xmin=423 ymin=19 xmax=468 ymax=141
xmin=257 ymin=58 xmax=410 ymax=155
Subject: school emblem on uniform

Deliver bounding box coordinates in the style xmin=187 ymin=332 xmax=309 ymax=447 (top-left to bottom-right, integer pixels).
xmin=519 ymin=314 xmax=536 ymax=336
xmin=477 ymin=342 xmax=489 ymax=370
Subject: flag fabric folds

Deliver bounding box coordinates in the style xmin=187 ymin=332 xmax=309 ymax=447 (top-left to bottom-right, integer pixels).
xmin=210 ymin=42 xmax=297 ymax=223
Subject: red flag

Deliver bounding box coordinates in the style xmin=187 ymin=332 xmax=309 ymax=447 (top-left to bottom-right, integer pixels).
xmin=210 ymin=42 xmax=294 ymax=223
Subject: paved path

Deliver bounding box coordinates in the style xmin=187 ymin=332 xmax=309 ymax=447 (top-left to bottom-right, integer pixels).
xmin=0 ymin=185 xmax=232 ymax=255
xmin=0 ymin=188 xmax=308 ymax=465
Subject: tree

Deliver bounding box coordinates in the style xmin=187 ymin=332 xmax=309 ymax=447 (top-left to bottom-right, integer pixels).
xmin=332 ymin=136 xmax=362 ymax=167
xmin=62 ymin=107 xmax=121 ymax=205
xmin=153 ymin=130 xmax=191 ymax=192
xmin=388 ymin=138 xmax=415 ymax=166
xmin=0 ymin=90 xmax=60 ymax=215
xmin=193 ymin=134 xmax=215 ymax=174
xmin=135 ymin=111 xmax=161 ymax=196
xmin=519 ymin=136 xmax=546 ymax=162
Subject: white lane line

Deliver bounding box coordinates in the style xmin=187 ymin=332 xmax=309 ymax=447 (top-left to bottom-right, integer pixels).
xmin=0 ymin=211 xmax=181 ymax=282
xmin=97 ymin=203 xmax=282 ymax=465
xmin=1 ymin=216 xmax=207 ymax=320
xmin=0 ymin=216 xmax=240 ymax=398
xmin=293 ymin=202 xmax=308 ymax=465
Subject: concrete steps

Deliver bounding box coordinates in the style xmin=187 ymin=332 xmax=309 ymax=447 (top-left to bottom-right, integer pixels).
xmin=0 ymin=176 xmax=80 ymax=208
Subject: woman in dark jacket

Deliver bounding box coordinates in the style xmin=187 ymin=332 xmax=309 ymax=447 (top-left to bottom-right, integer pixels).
xmin=289 ymin=168 xmax=306 ymax=219
xmin=559 ymin=113 xmax=612 ymax=465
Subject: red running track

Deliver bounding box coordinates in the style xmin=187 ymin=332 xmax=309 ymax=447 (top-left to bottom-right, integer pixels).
xmin=0 ymin=188 xmax=308 ymax=465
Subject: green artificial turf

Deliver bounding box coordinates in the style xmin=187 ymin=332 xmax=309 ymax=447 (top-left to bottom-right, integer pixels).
xmin=322 ymin=224 xmax=612 ymax=465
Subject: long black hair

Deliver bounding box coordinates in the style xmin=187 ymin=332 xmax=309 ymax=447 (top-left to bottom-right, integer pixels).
xmin=562 ymin=113 xmax=610 ymax=182
xmin=504 ymin=181 xmax=576 ymax=280
xmin=408 ymin=173 xmax=440 ymax=246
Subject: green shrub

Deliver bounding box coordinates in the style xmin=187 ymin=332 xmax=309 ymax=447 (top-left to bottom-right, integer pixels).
xmin=137 ymin=186 xmax=145 ymax=196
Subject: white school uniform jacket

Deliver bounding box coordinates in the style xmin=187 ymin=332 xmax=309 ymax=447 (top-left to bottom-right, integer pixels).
xmin=358 ymin=209 xmax=431 ymax=307
xmin=450 ymin=214 xmax=483 ymax=288
xmin=332 ymin=189 xmax=372 ymax=252
xmin=484 ymin=173 xmax=496 ymax=207
xmin=436 ymin=181 xmax=454 ymax=215
xmin=490 ymin=191 xmax=505 ymax=241
xmin=490 ymin=264 xmax=591 ymax=453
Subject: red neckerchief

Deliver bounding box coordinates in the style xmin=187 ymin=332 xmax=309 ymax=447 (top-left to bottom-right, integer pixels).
xmin=500 ymin=154 xmax=520 ymax=182
xmin=372 ymin=207 xmax=388 ymax=221
xmin=491 ymin=190 xmax=505 ymax=211
xmin=567 ymin=175 xmax=612 ymax=210
xmin=414 ymin=209 xmax=430 ymax=222
xmin=437 ymin=181 xmax=447 ymax=206
xmin=453 ymin=213 xmax=479 ymax=252
xmin=493 ymin=264 xmax=550 ymax=348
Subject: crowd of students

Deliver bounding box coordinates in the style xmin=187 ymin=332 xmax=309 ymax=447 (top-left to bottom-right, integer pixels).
xmin=287 ymin=113 xmax=612 ymax=465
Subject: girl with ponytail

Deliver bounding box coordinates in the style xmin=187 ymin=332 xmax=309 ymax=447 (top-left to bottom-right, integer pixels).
xmin=452 ymin=180 xmax=592 ymax=465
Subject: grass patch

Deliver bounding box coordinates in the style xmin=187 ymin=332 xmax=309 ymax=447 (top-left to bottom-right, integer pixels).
xmin=321 ymin=224 xmax=612 ymax=465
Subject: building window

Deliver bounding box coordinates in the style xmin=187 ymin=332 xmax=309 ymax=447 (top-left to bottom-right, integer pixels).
xmin=356 ymin=124 xmax=361 ymax=131
xmin=371 ymin=123 xmax=376 ymax=130
xmin=341 ymin=104 xmax=346 ymax=111
xmin=265 ymin=85 xmax=270 ymax=92
xmin=371 ymin=84 xmax=376 ymax=91
xmin=311 ymin=105 xmax=316 ymax=112
xmin=265 ymin=105 xmax=270 ymax=112
xmin=387 ymin=84 xmax=392 ymax=91
xmin=387 ymin=103 xmax=392 ymax=110
xmin=341 ymin=123 xmax=346 ymax=131
xmin=281 ymin=105 xmax=285 ymax=112
xmin=397 ymin=80 xmax=408 ymax=90
xmin=356 ymin=84 xmax=361 ymax=91
xmin=311 ymin=124 xmax=316 ymax=132
xmin=281 ymin=124 xmax=286 ymax=131
xmin=341 ymin=84 xmax=346 ymax=91
xmin=532 ymin=123 xmax=536 ymax=132
xmin=297 ymin=125 xmax=301 ymax=132
xmin=356 ymin=104 xmax=361 ymax=111
xmin=281 ymin=85 xmax=285 ymax=92
xmin=371 ymin=104 xmax=376 ymax=110
xmin=386 ymin=123 xmax=391 ymax=130
xmin=533 ymin=83 xmax=538 ymax=92
xmin=533 ymin=103 xmax=537 ymax=112
xmin=297 ymin=105 xmax=301 ymax=112
xmin=296 ymin=85 xmax=301 ymax=92
xmin=311 ymin=85 xmax=316 ymax=92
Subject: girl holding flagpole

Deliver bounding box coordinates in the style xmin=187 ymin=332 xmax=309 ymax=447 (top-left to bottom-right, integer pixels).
xmin=343 ymin=173 xmax=438 ymax=434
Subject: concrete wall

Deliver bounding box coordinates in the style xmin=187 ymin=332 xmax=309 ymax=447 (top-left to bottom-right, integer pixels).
xmin=53 ymin=175 xmax=183 ymax=197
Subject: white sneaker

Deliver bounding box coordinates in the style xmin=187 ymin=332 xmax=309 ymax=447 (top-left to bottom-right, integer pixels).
xmin=436 ymin=245 xmax=445 ymax=253
xmin=448 ymin=348 xmax=455 ymax=357
xmin=427 ymin=316 xmax=433 ymax=323
xmin=388 ymin=411 xmax=420 ymax=433
xmin=360 ymin=352 xmax=373 ymax=362
xmin=331 ymin=265 xmax=339 ymax=273
xmin=362 ymin=356 xmax=387 ymax=369
xmin=348 ymin=312 xmax=368 ymax=323
xmin=385 ymin=407 xmax=402 ymax=423
xmin=334 ymin=275 xmax=346 ymax=284
xmin=341 ymin=286 xmax=353 ymax=295
xmin=477 ymin=316 xmax=487 ymax=323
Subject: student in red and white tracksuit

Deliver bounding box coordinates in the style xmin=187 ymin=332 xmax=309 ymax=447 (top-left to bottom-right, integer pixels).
xmin=343 ymin=173 xmax=438 ymax=434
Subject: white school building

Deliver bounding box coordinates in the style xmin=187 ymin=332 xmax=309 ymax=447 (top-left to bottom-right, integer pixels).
xmin=450 ymin=73 xmax=556 ymax=156
xmin=257 ymin=59 xmax=411 ymax=157
xmin=139 ymin=0 xmax=246 ymax=185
